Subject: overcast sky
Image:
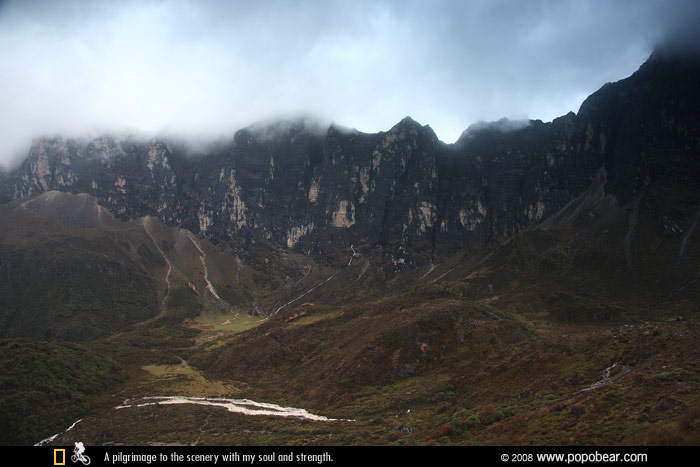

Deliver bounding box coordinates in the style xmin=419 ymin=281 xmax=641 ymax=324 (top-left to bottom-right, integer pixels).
xmin=0 ymin=0 xmax=698 ymax=168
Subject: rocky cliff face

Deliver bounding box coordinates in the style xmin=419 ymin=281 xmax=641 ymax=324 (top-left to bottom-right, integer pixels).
xmin=2 ymin=48 xmax=699 ymax=266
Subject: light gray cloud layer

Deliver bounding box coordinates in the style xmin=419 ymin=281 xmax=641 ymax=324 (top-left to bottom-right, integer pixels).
xmin=1 ymin=0 xmax=698 ymax=168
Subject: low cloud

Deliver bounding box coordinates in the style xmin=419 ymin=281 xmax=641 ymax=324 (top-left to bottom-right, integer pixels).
xmin=1 ymin=0 xmax=699 ymax=169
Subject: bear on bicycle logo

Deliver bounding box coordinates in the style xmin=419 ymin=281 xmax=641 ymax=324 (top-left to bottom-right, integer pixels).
xmin=72 ymin=442 xmax=91 ymax=466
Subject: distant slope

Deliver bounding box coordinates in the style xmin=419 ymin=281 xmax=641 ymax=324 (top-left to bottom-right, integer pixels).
xmin=0 ymin=191 xmax=394 ymax=338
xmin=0 ymin=194 xmax=161 ymax=340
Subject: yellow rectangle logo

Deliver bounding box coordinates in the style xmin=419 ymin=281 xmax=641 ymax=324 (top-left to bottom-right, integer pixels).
xmin=54 ymin=449 xmax=66 ymax=465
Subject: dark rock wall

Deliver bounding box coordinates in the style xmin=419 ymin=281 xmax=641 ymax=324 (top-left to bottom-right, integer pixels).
xmin=2 ymin=50 xmax=698 ymax=262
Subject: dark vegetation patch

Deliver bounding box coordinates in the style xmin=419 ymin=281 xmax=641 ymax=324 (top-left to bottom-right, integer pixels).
xmin=0 ymin=339 xmax=125 ymax=445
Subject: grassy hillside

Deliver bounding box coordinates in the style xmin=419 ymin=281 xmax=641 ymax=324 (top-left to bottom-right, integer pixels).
xmin=0 ymin=203 xmax=160 ymax=340
xmin=175 ymin=197 xmax=700 ymax=446
xmin=0 ymin=339 xmax=125 ymax=445
xmin=1 ymin=188 xmax=699 ymax=446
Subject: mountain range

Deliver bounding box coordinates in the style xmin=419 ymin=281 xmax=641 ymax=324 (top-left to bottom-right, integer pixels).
xmin=0 ymin=45 xmax=699 ymax=446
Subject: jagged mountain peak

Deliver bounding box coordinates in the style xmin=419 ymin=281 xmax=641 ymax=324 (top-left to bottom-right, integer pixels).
xmin=456 ymin=117 xmax=532 ymax=143
xmin=577 ymin=46 xmax=700 ymax=119
xmin=387 ymin=116 xmax=439 ymax=145
xmin=240 ymin=115 xmax=331 ymax=141
xmin=394 ymin=115 xmax=421 ymax=127
xmin=390 ymin=115 xmax=426 ymax=132
xmin=327 ymin=122 xmax=359 ymax=136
